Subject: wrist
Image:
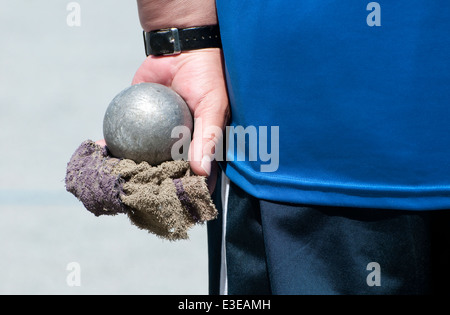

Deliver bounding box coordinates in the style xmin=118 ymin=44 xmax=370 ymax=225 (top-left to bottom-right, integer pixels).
xmin=137 ymin=0 xmax=218 ymax=32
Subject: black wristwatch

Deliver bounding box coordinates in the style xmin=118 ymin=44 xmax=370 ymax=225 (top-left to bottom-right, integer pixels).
xmin=143 ymin=25 xmax=222 ymax=56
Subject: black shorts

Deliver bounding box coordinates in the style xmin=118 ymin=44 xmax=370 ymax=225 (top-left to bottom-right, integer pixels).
xmin=207 ymin=173 xmax=450 ymax=295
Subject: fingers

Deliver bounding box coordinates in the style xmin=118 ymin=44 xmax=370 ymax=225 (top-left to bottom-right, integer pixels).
xmin=95 ymin=139 xmax=106 ymax=147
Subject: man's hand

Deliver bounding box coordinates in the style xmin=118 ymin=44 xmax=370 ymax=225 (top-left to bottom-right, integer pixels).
xmin=129 ymin=0 xmax=229 ymax=193
xmin=132 ymin=48 xmax=229 ymax=193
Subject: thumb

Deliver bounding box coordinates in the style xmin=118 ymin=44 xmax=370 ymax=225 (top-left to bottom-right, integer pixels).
xmin=131 ymin=56 xmax=175 ymax=86
xmin=188 ymin=90 xmax=229 ymax=177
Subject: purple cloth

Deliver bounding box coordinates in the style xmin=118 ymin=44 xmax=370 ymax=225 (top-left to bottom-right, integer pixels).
xmin=65 ymin=140 xmax=127 ymax=216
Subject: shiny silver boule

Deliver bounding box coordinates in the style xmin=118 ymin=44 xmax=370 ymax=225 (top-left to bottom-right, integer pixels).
xmin=103 ymin=83 xmax=193 ymax=165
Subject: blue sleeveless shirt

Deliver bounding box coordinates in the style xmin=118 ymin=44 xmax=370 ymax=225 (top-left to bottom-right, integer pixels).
xmin=216 ymin=1 xmax=450 ymax=210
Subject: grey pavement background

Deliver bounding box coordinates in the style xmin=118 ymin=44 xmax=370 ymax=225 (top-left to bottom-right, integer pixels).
xmin=0 ymin=0 xmax=209 ymax=294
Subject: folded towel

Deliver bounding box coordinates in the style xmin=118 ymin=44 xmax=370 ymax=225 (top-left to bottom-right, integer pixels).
xmin=65 ymin=140 xmax=217 ymax=240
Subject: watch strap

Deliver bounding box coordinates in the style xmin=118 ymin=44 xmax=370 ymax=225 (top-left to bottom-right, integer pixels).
xmin=144 ymin=25 xmax=222 ymax=56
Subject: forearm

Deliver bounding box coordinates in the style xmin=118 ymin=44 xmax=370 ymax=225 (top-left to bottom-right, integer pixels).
xmin=137 ymin=0 xmax=218 ymax=31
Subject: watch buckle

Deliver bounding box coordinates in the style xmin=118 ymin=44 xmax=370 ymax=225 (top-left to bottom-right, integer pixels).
xmin=145 ymin=28 xmax=181 ymax=56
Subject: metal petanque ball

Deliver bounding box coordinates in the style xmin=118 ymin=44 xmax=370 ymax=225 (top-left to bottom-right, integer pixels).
xmin=103 ymin=83 xmax=193 ymax=165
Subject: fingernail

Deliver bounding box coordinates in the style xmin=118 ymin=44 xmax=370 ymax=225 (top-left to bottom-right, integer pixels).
xmin=201 ymin=155 xmax=212 ymax=176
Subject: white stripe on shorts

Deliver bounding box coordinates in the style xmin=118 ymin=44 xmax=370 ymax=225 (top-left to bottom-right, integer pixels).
xmin=219 ymin=171 xmax=230 ymax=295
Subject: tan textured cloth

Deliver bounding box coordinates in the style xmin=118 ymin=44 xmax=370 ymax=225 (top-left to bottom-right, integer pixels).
xmin=112 ymin=158 xmax=217 ymax=240
xmin=65 ymin=140 xmax=217 ymax=241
